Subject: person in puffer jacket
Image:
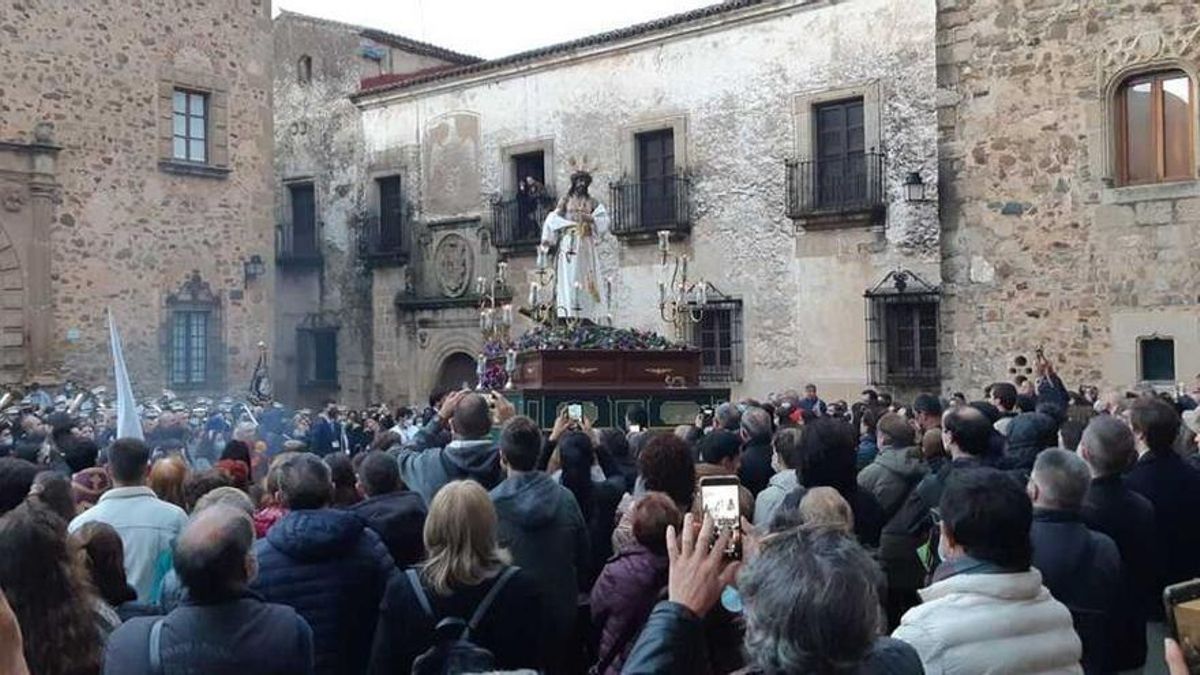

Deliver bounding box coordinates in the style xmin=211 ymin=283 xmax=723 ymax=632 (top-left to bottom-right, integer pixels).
xmin=892 ymin=468 xmax=1082 ymax=674
xmin=590 ymin=492 xmax=679 ymax=675
xmin=251 ymin=453 xmax=396 ymax=675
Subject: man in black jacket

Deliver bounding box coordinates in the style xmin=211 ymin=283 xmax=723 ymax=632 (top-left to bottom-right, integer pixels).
xmin=1079 ymin=415 xmax=1158 ymax=673
xmin=877 ymin=405 xmax=991 ymax=628
xmin=737 ymin=406 xmax=774 ymax=496
xmin=1028 ymin=448 xmax=1121 ymax=674
xmin=1124 ymin=397 xmax=1200 ymax=663
xmin=104 ymin=505 xmax=314 ymax=674
xmin=349 ymin=451 xmax=427 ymax=567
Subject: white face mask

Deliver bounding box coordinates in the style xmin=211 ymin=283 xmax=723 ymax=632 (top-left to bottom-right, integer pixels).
xmin=937 ymin=529 xmax=955 ymax=563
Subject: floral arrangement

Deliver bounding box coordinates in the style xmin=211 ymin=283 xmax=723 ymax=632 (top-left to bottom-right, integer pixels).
xmin=480 ymin=323 xmax=687 ymax=389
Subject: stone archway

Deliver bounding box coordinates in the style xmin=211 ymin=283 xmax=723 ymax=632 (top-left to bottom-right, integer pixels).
xmin=0 ymin=214 xmax=27 ymax=386
xmin=434 ymin=352 xmax=477 ymax=393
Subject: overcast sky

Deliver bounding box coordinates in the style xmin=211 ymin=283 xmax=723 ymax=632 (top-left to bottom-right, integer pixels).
xmin=273 ymin=0 xmax=715 ymax=59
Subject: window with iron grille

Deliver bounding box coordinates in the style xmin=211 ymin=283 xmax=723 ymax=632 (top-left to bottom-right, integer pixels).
xmin=865 ymin=271 xmax=940 ymax=386
xmin=170 ymin=310 xmax=209 ymax=386
xmin=172 ymin=90 xmax=208 ymax=163
xmin=1139 ymin=337 xmax=1175 ymax=382
xmin=378 ymin=176 xmax=404 ymax=250
xmin=687 ymin=300 xmax=743 ymax=383
xmin=299 ymin=328 xmax=338 ymax=387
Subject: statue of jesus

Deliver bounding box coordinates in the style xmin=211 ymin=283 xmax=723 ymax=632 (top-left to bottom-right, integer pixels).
xmin=541 ymin=170 xmax=610 ymax=321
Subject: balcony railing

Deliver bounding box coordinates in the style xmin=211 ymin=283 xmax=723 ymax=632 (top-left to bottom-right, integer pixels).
xmin=359 ymin=215 xmax=408 ymax=266
xmin=609 ymin=175 xmax=690 ymax=238
xmin=786 ymin=153 xmax=885 ymax=220
xmin=276 ymin=223 xmax=322 ymax=267
xmin=491 ymin=192 xmax=556 ymax=251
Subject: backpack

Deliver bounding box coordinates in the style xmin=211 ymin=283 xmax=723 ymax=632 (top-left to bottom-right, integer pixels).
xmin=408 ymin=566 xmax=519 ymax=675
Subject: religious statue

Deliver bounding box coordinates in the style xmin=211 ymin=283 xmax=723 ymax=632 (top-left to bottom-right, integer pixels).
xmin=541 ymin=169 xmax=610 ymax=321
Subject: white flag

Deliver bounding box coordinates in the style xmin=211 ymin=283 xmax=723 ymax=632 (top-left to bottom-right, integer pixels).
xmin=107 ymin=308 xmax=144 ymax=441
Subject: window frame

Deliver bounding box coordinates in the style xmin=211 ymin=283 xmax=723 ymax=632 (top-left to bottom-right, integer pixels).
xmin=172 ymin=89 xmax=209 ymax=164
xmin=1116 ymin=70 xmax=1196 ymax=186
xmin=882 ymin=301 xmax=939 ymax=380
xmin=1137 ymin=335 xmax=1176 ymax=384
xmin=298 ymin=327 xmax=339 ymax=389
xmin=685 ymin=299 xmax=744 ymax=384
xmin=169 ymin=309 xmax=211 ymax=387
xmin=864 ymin=271 xmax=940 ymax=387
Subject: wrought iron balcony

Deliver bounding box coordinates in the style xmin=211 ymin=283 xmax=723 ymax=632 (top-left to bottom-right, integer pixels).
xmin=609 ymin=175 xmax=690 ymax=239
xmin=491 ymin=192 xmax=556 ymax=252
xmin=359 ymin=214 xmax=408 ymax=267
xmin=786 ymin=153 xmax=885 ymax=225
xmin=276 ymin=223 xmax=322 ymax=268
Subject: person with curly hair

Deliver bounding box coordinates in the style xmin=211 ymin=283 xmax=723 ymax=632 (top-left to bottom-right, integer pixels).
xmin=0 ymin=501 xmax=103 ymax=675
xmin=611 ymin=433 xmax=696 ymax=553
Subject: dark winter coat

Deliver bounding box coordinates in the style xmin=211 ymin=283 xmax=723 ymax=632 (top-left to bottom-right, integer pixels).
xmin=1082 ymin=474 xmax=1159 ymax=670
xmin=589 ymin=544 xmax=669 ymax=675
xmin=857 ymin=445 xmax=927 ymax=520
xmin=366 ymin=566 xmax=544 ymax=675
xmin=1124 ymin=450 xmax=1200 ymax=618
xmin=348 ymin=490 xmax=428 ymax=567
xmin=1030 ymin=509 xmax=1122 ymax=674
xmin=251 ymin=508 xmax=396 ymax=675
xmin=856 ymin=434 xmax=880 ymax=471
xmin=103 ymin=591 xmax=314 ymax=675
xmin=622 ymin=601 xmax=924 ymax=675
xmin=490 ymin=472 xmax=589 ymax=643
xmin=996 ymin=412 xmax=1059 ymax=476
xmin=738 ymin=438 xmax=774 ymax=497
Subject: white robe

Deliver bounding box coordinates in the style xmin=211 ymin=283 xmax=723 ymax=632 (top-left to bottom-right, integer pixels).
xmin=541 ymin=200 xmax=610 ymax=320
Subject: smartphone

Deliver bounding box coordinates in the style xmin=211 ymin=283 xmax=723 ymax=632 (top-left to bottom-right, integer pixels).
xmin=699 ymin=475 xmax=742 ymax=559
xmin=1166 ymin=580 xmax=1200 ymax=673
xmin=567 ymin=403 xmax=583 ymax=421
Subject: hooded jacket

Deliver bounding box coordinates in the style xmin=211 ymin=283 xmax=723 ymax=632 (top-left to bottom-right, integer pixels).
xmin=753 ymin=469 xmax=801 ymax=529
xmin=251 ymin=508 xmax=396 ymax=675
xmin=857 ymin=445 xmax=927 ymax=520
xmin=393 ymin=437 xmax=501 ymax=506
xmin=490 ymin=472 xmax=589 ymax=638
xmin=997 ymin=412 xmax=1059 ymax=476
xmin=892 ymin=567 xmax=1082 ymax=674
xmin=348 ymin=490 xmax=428 ymax=567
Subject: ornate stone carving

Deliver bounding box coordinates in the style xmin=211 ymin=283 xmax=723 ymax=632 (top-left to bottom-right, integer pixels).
xmin=1 ymin=191 xmax=24 ymax=213
xmin=166 ymin=270 xmax=218 ymax=305
xmin=1097 ymin=23 xmax=1200 ymax=83
xmin=417 ymin=330 xmax=430 ymax=349
xmin=433 ymin=233 xmax=474 ymax=298
xmin=32 ymin=122 xmax=54 ymax=144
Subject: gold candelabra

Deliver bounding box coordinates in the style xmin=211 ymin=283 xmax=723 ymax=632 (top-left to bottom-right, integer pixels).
xmin=656 ymin=230 xmax=709 ymax=340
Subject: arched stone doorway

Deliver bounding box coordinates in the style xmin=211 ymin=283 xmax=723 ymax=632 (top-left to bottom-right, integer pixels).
xmin=434 ymin=352 xmax=477 ymax=393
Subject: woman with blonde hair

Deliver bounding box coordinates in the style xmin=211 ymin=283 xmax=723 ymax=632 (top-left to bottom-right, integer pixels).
xmin=368 ymin=480 xmax=545 ymax=673
xmin=148 ymin=455 xmax=189 ymax=510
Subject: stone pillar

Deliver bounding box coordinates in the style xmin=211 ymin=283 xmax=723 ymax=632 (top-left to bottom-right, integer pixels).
xmin=25 ymin=127 xmax=59 ymax=379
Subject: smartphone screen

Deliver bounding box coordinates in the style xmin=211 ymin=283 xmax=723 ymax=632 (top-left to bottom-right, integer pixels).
xmin=568 ymin=404 xmax=583 ymax=421
xmin=1167 ymin=581 xmax=1200 ymax=672
xmin=700 ymin=477 xmax=741 ymax=559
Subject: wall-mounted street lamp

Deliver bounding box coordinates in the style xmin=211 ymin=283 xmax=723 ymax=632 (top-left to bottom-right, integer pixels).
xmin=905 ymin=171 xmax=931 ymax=203
xmin=243 ymin=254 xmax=266 ymax=287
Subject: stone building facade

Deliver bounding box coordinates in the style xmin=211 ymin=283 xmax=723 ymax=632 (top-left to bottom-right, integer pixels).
xmin=0 ymin=0 xmax=275 ymax=394
xmin=353 ymin=0 xmax=940 ymax=405
xmin=272 ymin=12 xmax=477 ymax=408
xmin=938 ymin=0 xmax=1200 ymax=393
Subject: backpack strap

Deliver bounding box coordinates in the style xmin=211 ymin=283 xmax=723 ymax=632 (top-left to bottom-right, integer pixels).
xmin=148 ymin=618 xmax=165 ymax=675
xmin=465 ymin=567 xmax=520 ymax=638
xmin=406 ymin=568 xmax=435 ymax=619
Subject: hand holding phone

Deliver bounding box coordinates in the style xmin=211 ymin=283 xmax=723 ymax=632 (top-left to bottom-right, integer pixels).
xmin=568 ymin=403 xmax=583 ymax=422
xmin=699 ymin=475 xmax=742 ymax=560
xmin=1165 ymin=580 xmax=1200 ymax=673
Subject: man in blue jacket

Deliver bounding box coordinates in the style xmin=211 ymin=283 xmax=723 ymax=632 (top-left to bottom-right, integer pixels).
xmin=104 ymin=505 xmax=314 ymax=674
xmin=251 ymin=453 xmax=395 ymax=675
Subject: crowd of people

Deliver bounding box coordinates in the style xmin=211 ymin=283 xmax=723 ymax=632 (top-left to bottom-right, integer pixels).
xmin=2 ymin=357 xmax=1200 ymax=674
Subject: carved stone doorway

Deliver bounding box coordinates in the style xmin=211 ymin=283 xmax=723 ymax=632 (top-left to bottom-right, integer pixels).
xmin=434 ymin=352 xmax=477 ymax=393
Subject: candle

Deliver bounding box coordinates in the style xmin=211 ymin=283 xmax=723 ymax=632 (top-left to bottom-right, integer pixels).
xmin=479 ymin=310 xmax=487 ymax=330
xmin=658 ymin=230 xmax=670 ymax=253
xmin=528 ymin=281 xmax=539 ymax=306
xmin=697 ymin=280 xmax=708 ymax=307
xmin=536 ymin=245 xmax=548 ymax=269
xmin=505 ymin=349 xmax=517 ymax=372
xmin=476 ymin=276 xmax=486 ymax=295
xmin=502 ymin=304 xmax=513 ymax=325
xmin=497 ymin=261 xmax=508 ymax=284
xmin=476 ymin=354 xmax=486 ymax=377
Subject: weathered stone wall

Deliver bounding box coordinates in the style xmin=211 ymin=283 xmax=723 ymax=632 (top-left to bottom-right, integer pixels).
xmin=359 ymin=0 xmax=939 ymax=403
xmin=0 ymin=0 xmax=275 ymax=394
xmin=938 ymin=0 xmax=1200 ymax=393
xmin=273 ymin=12 xmax=474 ymax=407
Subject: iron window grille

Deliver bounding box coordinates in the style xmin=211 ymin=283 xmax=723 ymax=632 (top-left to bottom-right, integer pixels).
xmin=491 ymin=191 xmax=557 ymax=250
xmin=170 ymin=310 xmax=210 ymax=386
xmin=685 ymin=296 xmax=744 ymax=384
xmin=298 ymin=327 xmax=338 ymax=388
xmin=865 ymin=270 xmax=940 ymax=386
xmin=609 ymin=175 xmax=691 ymax=236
